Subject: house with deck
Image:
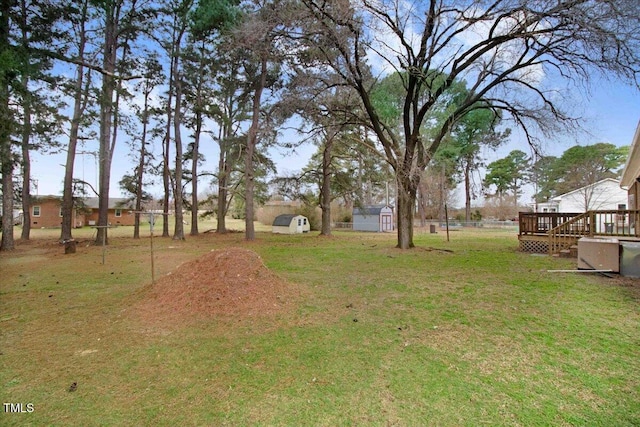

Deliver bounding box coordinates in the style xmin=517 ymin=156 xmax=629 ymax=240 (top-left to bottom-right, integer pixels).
xmin=519 ymin=122 xmax=640 ymax=256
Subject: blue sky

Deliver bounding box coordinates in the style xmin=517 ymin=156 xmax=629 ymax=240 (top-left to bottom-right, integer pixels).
xmin=504 ymin=80 xmax=640 ymax=159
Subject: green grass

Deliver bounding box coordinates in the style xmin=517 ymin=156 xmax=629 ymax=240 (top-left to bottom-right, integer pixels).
xmin=1 ymin=225 xmax=638 ymax=426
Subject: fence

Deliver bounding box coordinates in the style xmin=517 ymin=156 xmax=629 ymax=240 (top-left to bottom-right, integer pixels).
xmin=331 ymin=220 xmax=519 ymax=231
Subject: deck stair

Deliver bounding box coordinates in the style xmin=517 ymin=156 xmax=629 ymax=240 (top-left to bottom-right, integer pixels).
xmin=549 ymin=212 xmax=590 ymax=255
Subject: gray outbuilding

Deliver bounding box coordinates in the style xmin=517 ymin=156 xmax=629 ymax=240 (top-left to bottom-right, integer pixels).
xmin=353 ymin=205 xmax=394 ymax=232
xmin=272 ymin=214 xmax=311 ymax=234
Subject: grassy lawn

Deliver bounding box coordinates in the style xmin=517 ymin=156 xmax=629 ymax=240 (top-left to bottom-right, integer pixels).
xmin=1 ymin=222 xmax=638 ymax=426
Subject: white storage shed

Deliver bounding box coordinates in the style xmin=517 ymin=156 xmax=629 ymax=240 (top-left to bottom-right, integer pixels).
xmin=272 ymin=214 xmax=311 ymax=234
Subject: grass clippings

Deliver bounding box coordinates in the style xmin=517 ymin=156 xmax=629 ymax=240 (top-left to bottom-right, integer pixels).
xmin=132 ymin=247 xmax=302 ymax=328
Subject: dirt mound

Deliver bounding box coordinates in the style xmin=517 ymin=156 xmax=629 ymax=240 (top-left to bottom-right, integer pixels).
xmin=133 ymin=247 xmax=300 ymax=326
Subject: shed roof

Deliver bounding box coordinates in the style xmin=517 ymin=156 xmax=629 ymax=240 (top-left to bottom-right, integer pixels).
xmin=273 ymin=214 xmax=297 ymax=226
xmin=353 ymin=205 xmax=390 ymax=216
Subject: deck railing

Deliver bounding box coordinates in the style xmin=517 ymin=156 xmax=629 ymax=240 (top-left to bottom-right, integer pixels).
xmin=519 ymin=210 xmax=640 ymax=254
xmin=519 ymin=212 xmax=582 ymax=235
xmin=587 ymin=210 xmax=640 ymax=238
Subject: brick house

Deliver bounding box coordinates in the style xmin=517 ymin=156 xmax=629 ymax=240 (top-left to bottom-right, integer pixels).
xmin=28 ymin=195 xmax=74 ymax=228
xmin=28 ymin=196 xmax=135 ymax=228
xmin=81 ymin=197 xmax=135 ymax=226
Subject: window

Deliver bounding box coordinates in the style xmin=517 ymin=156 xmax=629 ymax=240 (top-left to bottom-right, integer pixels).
xmin=59 ymin=207 xmax=63 ymax=217
xmin=617 ymin=204 xmax=627 ymax=224
xmin=115 ymin=209 xmax=122 ymax=217
xmin=298 ymin=219 xmax=302 ymax=226
xmin=304 ymin=218 xmax=307 ymax=225
xmin=32 ymin=206 xmax=41 ymax=217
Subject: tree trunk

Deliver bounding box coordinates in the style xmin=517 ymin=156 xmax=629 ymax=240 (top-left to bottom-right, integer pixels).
xmin=162 ymin=57 xmax=174 ymax=238
xmin=319 ymin=132 xmax=333 ymax=236
xmin=172 ymin=34 xmax=185 ymax=241
xmin=18 ymin=2 xmax=31 ymax=241
xmin=190 ymin=44 xmax=206 ymax=236
xmin=356 ymin=150 xmax=363 ymax=203
xmin=417 ymin=190 xmax=425 ymax=227
xmin=61 ymin=34 xmax=89 ymax=242
xmin=216 ymin=137 xmax=228 ymax=233
xmin=464 ymin=159 xmax=471 ymax=222
xmin=20 ymin=81 xmax=31 ymax=240
xmin=133 ymin=134 xmax=145 ymax=238
xmin=395 ymin=173 xmax=417 ymax=249
xmin=61 ymin=70 xmax=83 ymax=241
xmin=0 ymin=164 xmax=12 ymax=251
xmin=190 ymin=113 xmax=201 ymax=236
xmin=96 ymin=3 xmax=118 ymax=246
xmin=0 ymin=0 xmax=14 ymax=251
xmin=133 ymin=87 xmax=150 ymax=239
xmin=162 ymin=134 xmax=171 ymax=237
xmin=161 ymin=94 xmax=171 ymax=239
xmin=244 ymin=56 xmax=268 ymax=241
xmin=244 ymin=132 xmax=256 ymax=241
xmin=0 ymin=154 xmax=13 ymax=251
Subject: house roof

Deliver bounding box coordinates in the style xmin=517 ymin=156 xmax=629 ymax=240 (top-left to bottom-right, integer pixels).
xmin=273 ymin=214 xmax=299 ymax=226
xmin=353 ymin=205 xmax=390 ymax=216
xmin=550 ymin=178 xmax=621 ymax=201
xmin=81 ymin=197 xmax=133 ymax=210
xmin=620 ymin=120 xmax=640 ymax=189
xmin=31 ymin=194 xmax=63 ymax=202
xmin=30 ymin=196 xmax=134 ymax=210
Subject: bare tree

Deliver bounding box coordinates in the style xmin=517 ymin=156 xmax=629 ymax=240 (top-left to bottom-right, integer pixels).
xmin=154 ymin=0 xmax=190 ymax=238
xmin=128 ymin=55 xmax=163 ymax=238
xmin=211 ymin=47 xmax=249 ymax=234
xmin=172 ymin=28 xmax=186 ymax=241
xmin=94 ymin=0 xmax=120 ymax=246
xmin=234 ymin=1 xmax=290 ymax=241
xmin=301 ymin=0 xmax=640 ymax=248
xmin=94 ymin=0 xmax=148 ymax=245
xmin=290 ymin=94 xmax=360 ymax=235
xmin=61 ymin=0 xmax=92 ymax=242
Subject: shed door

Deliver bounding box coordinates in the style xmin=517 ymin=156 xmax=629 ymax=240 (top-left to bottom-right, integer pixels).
xmin=381 ymin=214 xmax=393 ymax=231
xmin=296 ymin=218 xmax=303 ymax=233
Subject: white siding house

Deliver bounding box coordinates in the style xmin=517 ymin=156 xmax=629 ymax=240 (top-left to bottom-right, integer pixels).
xmin=620 ymin=120 xmax=640 ymax=210
xmin=536 ymin=178 xmax=628 ymax=213
xmin=272 ymin=214 xmax=311 ymax=234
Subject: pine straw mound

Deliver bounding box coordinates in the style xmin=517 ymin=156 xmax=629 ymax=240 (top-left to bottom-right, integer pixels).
xmin=132 ymin=247 xmax=301 ymax=326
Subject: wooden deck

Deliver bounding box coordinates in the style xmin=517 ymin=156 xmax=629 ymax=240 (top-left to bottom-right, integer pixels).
xmin=518 ymin=210 xmax=640 ymax=254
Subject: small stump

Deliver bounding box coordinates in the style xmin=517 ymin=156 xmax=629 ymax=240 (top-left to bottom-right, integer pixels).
xmin=64 ymin=239 xmax=77 ymax=254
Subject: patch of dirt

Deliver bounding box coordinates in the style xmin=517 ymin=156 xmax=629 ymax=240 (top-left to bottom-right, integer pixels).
xmin=602 ymin=274 xmax=640 ymax=302
xmin=131 ymin=247 xmax=302 ymax=327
